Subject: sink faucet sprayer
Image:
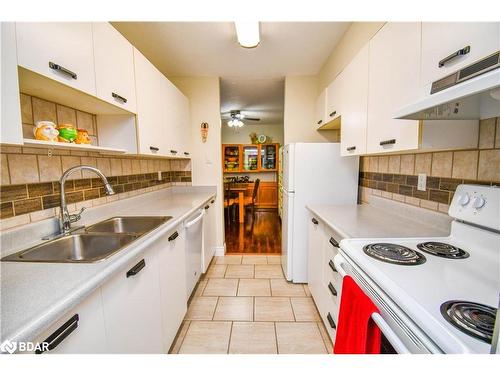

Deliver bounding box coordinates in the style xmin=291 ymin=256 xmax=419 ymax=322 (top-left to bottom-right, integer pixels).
xmin=59 ymin=165 xmax=115 ymax=234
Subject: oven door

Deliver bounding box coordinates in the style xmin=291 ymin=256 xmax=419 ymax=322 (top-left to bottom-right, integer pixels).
xmin=333 ymin=253 xmax=440 ymax=354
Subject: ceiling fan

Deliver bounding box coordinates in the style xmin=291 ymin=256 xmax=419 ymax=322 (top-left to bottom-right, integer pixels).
xmin=221 ymin=110 xmax=261 ymax=127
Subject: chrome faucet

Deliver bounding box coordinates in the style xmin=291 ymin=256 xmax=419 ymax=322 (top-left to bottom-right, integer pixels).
xmin=59 ymin=165 xmax=115 ymax=234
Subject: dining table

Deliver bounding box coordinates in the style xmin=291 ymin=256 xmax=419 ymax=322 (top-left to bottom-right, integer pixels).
xmin=228 ymin=185 xmax=247 ymax=223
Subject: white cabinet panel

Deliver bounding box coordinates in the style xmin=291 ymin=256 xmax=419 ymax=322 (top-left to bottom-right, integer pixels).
xmin=16 ymin=23 xmax=96 ymax=96
xmin=367 ymin=22 xmax=421 ymax=153
xmin=314 ymin=88 xmax=327 ymax=128
xmin=202 ymin=199 xmax=216 ymax=273
xmin=158 ymin=227 xmax=187 ymax=352
xmin=326 ymin=75 xmax=342 ymax=123
xmin=31 ymin=289 xmax=107 ymax=354
xmin=307 ymin=215 xmax=325 ymax=308
xmin=101 ymin=248 xmax=164 ymax=353
xmin=421 ymin=22 xmax=500 ymax=89
xmin=93 ymin=23 xmax=137 ymax=113
xmin=134 ymin=48 xmax=166 ymax=156
xmin=340 ymin=44 xmax=369 ymax=156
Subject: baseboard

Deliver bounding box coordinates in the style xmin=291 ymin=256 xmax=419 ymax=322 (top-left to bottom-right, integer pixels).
xmin=214 ymin=246 xmax=225 ymax=257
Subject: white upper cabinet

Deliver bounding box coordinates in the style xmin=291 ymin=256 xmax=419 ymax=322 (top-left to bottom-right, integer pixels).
xmin=366 ymin=22 xmax=421 ymax=153
xmin=16 ymin=23 xmax=96 ymax=96
xmin=134 ymin=48 xmax=166 ymax=156
xmin=340 ymin=44 xmax=369 ymax=156
xmin=173 ymin=89 xmax=191 ymax=157
xmin=420 ymin=22 xmax=500 ymax=90
xmin=315 ymin=88 xmax=327 ymax=128
xmin=326 ymin=74 xmax=343 ymax=123
xmin=92 ymin=23 xmax=137 ymax=113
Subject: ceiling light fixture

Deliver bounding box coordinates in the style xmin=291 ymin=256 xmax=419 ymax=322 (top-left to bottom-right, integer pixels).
xmin=228 ymin=119 xmax=244 ymax=128
xmin=235 ymin=21 xmax=260 ymax=48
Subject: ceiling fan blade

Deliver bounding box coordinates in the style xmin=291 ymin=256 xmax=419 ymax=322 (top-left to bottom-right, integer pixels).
xmin=245 ymin=117 xmax=260 ymax=121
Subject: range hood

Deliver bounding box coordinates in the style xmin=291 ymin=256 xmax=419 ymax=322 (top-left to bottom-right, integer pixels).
xmin=394 ymin=51 xmax=500 ymax=120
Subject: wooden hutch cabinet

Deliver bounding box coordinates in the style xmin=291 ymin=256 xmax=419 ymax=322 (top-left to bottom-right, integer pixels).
xmin=222 ymin=143 xmax=279 ymax=173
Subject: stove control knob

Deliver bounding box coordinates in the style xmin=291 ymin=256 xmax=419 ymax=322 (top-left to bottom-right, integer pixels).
xmin=458 ymin=193 xmax=470 ymax=206
xmin=472 ymin=196 xmax=486 ymax=209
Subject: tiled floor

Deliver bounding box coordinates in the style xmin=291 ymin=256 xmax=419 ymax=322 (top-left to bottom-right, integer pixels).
xmin=170 ymin=255 xmax=333 ymax=354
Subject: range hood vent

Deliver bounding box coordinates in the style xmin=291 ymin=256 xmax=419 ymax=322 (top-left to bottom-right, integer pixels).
xmin=395 ymin=51 xmax=500 ymax=121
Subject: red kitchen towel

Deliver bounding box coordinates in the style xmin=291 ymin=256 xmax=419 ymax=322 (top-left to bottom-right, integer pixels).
xmin=333 ymin=275 xmax=381 ymax=354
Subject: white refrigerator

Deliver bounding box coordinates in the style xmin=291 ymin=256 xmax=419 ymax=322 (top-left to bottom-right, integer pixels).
xmin=281 ymin=143 xmax=359 ymax=283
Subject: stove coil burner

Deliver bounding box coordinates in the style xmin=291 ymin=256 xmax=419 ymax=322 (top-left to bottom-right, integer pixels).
xmin=363 ymin=243 xmax=426 ymax=265
xmin=417 ymin=242 xmax=470 ymax=259
xmin=441 ymin=301 xmax=497 ymax=344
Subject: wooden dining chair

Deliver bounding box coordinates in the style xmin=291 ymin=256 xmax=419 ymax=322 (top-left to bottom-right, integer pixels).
xmin=223 ymin=180 xmax=238 ymax=222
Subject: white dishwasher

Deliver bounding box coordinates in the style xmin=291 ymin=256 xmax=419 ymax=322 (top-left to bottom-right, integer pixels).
xmin=184 ymin=209 xmax=204 ymax=299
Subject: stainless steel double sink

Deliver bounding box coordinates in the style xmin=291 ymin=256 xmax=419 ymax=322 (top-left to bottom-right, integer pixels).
xmin=1 ymin=216 xmax=172 ymax=263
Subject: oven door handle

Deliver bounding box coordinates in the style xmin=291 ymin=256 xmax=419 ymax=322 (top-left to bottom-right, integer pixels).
xmin=333 ymin=254 xmax=348 ymax=278
xmin=371 ymin=313 xmax=411 ymax=354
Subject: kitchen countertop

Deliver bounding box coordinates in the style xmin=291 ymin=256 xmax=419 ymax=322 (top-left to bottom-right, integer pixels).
xmin=306 ymin=195 xmax=452 ymax=239
xmin=0 ymin=187 xmax=216 ymax=346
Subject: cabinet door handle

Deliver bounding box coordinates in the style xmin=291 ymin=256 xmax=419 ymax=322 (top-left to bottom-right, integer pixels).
xmin=438 ymin=45 xmax=470 ymax=68
xmin=327 ymin=312 xmax=336 ymax=329
xmin=329 ymin=237 xmax=339 ymax=248
xmin=328 ymin=282 xmax=338 ymax=296
xmin=184 ymin=152 xmax=190 ymax=156
xmin=346 ymin=146 xmax=356 ymax=151
xmin=204 ymin=205 xmax=209 ymax=210
xmin=112 ymin=92 xmax=128 ymax=103
xmin=168 ymin=231 xmax=179 ymax=241
xmin=329 ymin=110 xmax=336 ymax=117
xmin=210 ymin=200 xmax=215 ymax=204
xmin=379 ymin=139 xmax=396 ymax=146
xmin=311 ymin=218 xmax=319 ymax=225
xmin=49 ymin=62 xmax=77 ymax=79
xmin=328 ymin=259 xmax=337 ymax=273
xmin=150 ymin=146 xmax=159 ymax=152
xmin=170 ymin=150 xmax=178 ymax=154
xmin=317 ymin=120 xmax=323 ymax=125
xmin=126 ymin=259 xmax=146 ymax=278
xmin=35 ymin=314 xmax=79 ymax=354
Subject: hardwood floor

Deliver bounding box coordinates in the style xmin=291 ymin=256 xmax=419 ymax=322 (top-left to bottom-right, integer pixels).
xmin=224 ymin=209 xmax=281 ymax=254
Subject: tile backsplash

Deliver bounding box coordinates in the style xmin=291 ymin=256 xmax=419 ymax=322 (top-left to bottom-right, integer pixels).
xmin=359 ymin=117 xmax=500 ymax=213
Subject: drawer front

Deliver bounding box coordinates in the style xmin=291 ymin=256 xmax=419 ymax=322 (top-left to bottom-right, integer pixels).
xmin=321 ymin=296 xmax=339 ymax=342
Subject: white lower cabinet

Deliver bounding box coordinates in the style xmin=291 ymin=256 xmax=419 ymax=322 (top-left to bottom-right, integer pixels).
xmin=101 ymin=246 xmax=164 ymax=354
xmin=158 ymin=226 xmax=188 ymax=352
xmin=30 ymin=289 xmax=107 ymax=354
xmin=307 ymin=214 xmax=342 ymax=343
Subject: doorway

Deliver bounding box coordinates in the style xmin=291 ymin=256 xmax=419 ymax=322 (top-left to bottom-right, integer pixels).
xmin=220 ymin=78 xmax=284 ymax=255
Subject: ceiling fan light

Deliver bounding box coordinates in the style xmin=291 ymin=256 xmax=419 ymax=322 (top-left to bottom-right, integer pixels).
xmin=235 ymin=22 xmax=260 ymax=48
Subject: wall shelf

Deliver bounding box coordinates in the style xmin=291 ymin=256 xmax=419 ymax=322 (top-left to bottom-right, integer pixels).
xmin=22 ymin=138 xmax=127 ymax=154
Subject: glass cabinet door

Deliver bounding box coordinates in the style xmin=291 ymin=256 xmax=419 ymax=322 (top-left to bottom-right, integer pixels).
xmin=242 ymin=145 xmax=259 ymax=171
xmin=223 ymin=145 xmax=240 ymax=172
xmin=260 ymin=144 xmax=277 ymax=171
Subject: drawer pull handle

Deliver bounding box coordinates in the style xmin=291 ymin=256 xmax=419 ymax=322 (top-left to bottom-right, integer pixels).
xmin=211 ymin=200 xmax=215 ymax=204
xmin=36 ymin=314 xmax=79 ymax=354
xmin=184 ymin=152 xmax=190 ymax=156
xmin=311 ymin=218 xmax=319 ymax=225
xmin=346 ymin=146 xmax=356 ymax=151
xmin=170 ymin=150 xmax=178 ymax=154
xmin=328 ymin=259 xmax=337 ymax=273
xmin=112 ymin=92 xmax=128 ymax=103
xmin=317 ymin=120 xmax=323 ymax=125
xmin=126 ymin=259 xmax=145 ymax=278
xmin=327 ymin=312 xmax=336 ymax=329
xmin=329 ymin=110 xmax=336 ymax=117
xmin=328 ymin=282 xmax=338 ymax=296
xmin=168 ymin=231 xmax=179 ymax=242
xmin=439 ymin=45 xmax=470 ymax=67
xmin=149 ymin=146 xmax=159 ymax=152
xmin=204 ymin=205 xmax=209 ymax=210
xmin=379 ymin=139 xmax=396 ymax=146
xmin=49 ymin=62 xmax=77 ymax=79
xmin=329 ymin=237 xmax=339 ymax=248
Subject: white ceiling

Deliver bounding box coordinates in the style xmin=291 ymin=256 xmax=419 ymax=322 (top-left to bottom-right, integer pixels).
xmin=220 ymin=78 xmax=285 ymax=125
xmin=112 ymin=22 xmax=350 ymax=78
xmin=113 ymin=22 xmax=350 ymax=126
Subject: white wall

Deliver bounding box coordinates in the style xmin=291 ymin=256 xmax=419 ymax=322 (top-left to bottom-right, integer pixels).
xmin=283 ymin=76 xmax=339 ymax=144
xmin=221 ymin=123 xmax=284 ymax=145
xmin=170 ymin=76 xmax=225 ymax=252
